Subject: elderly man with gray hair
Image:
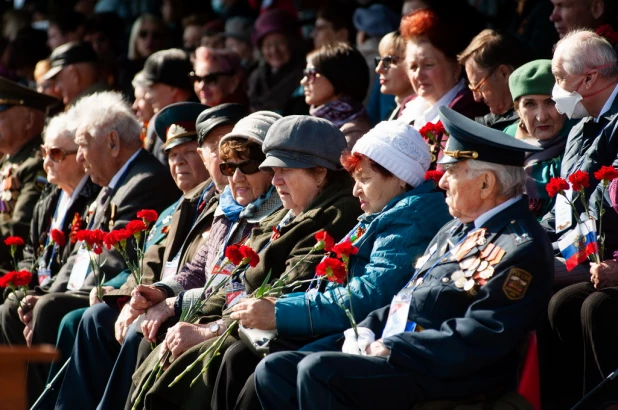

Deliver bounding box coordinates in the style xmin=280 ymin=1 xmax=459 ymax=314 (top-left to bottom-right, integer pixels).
xmin=544 ymin=30 xmax=618 ymax=410
xmin=0 ymin=91 xmax=180 ymax=406
xmin=539 ymin=30 xmax=618 ymax=286
xmin=255 ymin=107 xmax=554 ymax=410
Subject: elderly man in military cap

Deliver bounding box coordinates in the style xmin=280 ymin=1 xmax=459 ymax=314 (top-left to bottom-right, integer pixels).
xmin=44 ymin=41 xmax=108 ymax=107
xmin=254 ymin=107 xmax=554 ymax=410
xmin=52 ymin=103 xmax=248 ymax=410
xmin=0 ymin=77 xmax=60 ymax=272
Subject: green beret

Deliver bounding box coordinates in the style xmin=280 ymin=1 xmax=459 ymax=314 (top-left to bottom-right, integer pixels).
xmin=508 ymin=59 xmax=555 ymax=102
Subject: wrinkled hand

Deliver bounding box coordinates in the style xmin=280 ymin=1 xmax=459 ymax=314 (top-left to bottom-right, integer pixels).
xmin=130 ymin=285 xmax=167 ymax=311
xmin=590 ymin=260 xmax=618 ymax=290
xmin=89 ymin=286 xmax=114 ymax=306
xmin=17 ymin=295 xmax=40 ymax=325
xmin=141 ymin=297 xmax=176 ymax=343
xmin=365 ymin=339 xmax=391 ymax=357
xmin=162 ymin=322 xmax=217 ymax=358
xmin=115 ymin=303 xmax=142 ymax=344
xmin=23 ymin=322 xmax=33 ymax=347
xmin=230 ymin=297 xmax=277 ymax=330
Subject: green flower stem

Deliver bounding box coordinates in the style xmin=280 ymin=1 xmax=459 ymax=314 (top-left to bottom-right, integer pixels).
xmin=168 ymin=320 xmax=238 ymax=388
xmin=132 ymin=349 xmax=170 ymax=410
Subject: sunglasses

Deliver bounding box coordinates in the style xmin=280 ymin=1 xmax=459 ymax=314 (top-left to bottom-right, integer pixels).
xmin=219 ymin=160 xmax=261 ymax=177
xmin=468 ymin=68 xmax=497 ymax=93
xmin=41 ymin=146 xmax=77 ymax=163
xmin=189 ymin=71 xmax=234 ymax=86
xmin=302 ymin=67 xmax=319 ymax=82
xmin=138 ymin=30 xmax=162 ymax=40
xmin=374 ymin=55 xmax=400 ymax=70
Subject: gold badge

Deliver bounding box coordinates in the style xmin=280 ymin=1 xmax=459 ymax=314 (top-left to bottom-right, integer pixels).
xmin=502 ymin=268 xmax=532 ymax=300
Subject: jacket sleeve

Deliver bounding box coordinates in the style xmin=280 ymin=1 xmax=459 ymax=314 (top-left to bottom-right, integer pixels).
xmin=275 ymin=194 xmax=450 ymax=337
xmin=381 ymin=241 xmax=552 ymax=379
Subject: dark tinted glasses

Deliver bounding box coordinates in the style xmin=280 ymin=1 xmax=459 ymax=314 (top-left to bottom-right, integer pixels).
xmin=374 ymin=55 xmax=400 ymax=70
xmin=219 ymin=160 xmax=261 ymax=176
xmin=302 ymin=67 xmax=319 ymax=82
xmin=41 ymin=146 xmax=78 ymax=163
xmin=189 ymin=71 xmax=234 ymax=86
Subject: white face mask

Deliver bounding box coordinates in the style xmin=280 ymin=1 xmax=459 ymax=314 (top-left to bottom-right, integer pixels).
xmin=552 ymin=83 xmax=590 ymax=119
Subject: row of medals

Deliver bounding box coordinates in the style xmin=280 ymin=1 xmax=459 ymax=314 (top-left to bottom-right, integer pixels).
xmin=450 ymin=229 xmax=505 ymax=295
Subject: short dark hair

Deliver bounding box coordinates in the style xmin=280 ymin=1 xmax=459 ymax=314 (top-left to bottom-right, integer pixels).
xmin=457 ymin=29 xmax=530 ymax=71
xmin=307 ymin=42 xmax=369 ymax=103
xmin=219 ymin=138 xmax=265 ymax=162
xmin=49 ymin=10 xmax=85 ymax=34
xmin=316 ymin=3 xmax=356 ymax=43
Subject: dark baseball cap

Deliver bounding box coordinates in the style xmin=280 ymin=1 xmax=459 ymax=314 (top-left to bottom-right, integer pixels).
xmin=196 ymin=104 xmax=248 ymax=145
xmin=43 ymin=42 xmax=98 ymax=81
xmin=142 ymin=49 xmax=193 ymax=92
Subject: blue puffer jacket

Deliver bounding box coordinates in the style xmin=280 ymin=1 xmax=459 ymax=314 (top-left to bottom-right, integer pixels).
xmin=275 ymin=180 xmax=452 ymax=337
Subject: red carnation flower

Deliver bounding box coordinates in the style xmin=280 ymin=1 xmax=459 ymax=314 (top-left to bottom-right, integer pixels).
xmin=332 ymin=239 xmax=359 ymax=258
xmin=314 ymin=231 xmax=335 ymax=252
xmin=137 ymin=209 xmax=158 ymax=224
xmin=0 ymin=271 xmax=16 ymax=287
xmin=568 ymin=170 xmax=590 ymax=192
xmin=92 ymin=246 xmax=103 ymax=255
xmin=76 ymin=229 xmax=105 ymax=248
xmin=424 ymin=170 xmax=444 ymax=184
xmin=13 ymin=270 xmax=32 ymax=287
xmin=239 ymin=245 xmax=260 ymax=267
xmin=126 ymin=220 xmax=147 ymax=235
xmin=546 ymin=177 xmax=570 ymax=197
xmin=594 ymin=166 xmax=618 ymax=182
xmin=225 ymin=244 xmax=244 ymax=266
xmin=316 ymin=257 xmax=347 ymax=284
xmin=50 ymin=229 xmax=66 ymax=247
xmin=4 ymin=236 xmax=24 ymax=247
xmin=104 ymin=229 xmax=132 ymax=249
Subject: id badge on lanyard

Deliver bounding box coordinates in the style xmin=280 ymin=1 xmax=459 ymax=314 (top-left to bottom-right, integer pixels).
xmin=37 ymin=257 xmax=52 ymax=287
xmin=67 ymin=245 xmax=92 ymax=290
xmin=555 ymin=188 xmax=573 ymax=233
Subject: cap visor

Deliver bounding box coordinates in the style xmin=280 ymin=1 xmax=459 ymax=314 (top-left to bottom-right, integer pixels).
xmin=436 ymin=155 xmax=463 ymax=165
xmin=42 ymin=65 xmax=63 ymax=81
xmin=163 ymin=136 xmax=196 ymax=152
xmin=259 ymin=155 xmax=311 ymax=172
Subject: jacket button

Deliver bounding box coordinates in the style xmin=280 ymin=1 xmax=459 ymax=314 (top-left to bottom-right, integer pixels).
xmin=442 ymin=277 xmax=449 ymax=283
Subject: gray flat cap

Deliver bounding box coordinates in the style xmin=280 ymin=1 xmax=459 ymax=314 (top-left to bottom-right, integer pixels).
xmin=260 ymin=116 xmax=347 ymax=171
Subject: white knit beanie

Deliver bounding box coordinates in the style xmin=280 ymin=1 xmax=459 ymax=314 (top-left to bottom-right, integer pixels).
xmin=352 ymin=121 xmax=431 ymax=188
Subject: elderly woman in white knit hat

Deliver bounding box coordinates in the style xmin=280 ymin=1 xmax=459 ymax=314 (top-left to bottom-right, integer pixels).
xmin=207 ymin=120 xmax=453 ymax=410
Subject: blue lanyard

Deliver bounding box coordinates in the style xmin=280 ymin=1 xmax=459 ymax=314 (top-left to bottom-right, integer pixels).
xmin=44 ymin=191 xmax=70 ymax=268
xmin=87 ymin=160 xmax=134 ymax=230
xmin=192 ymin=182 xmax=213 ymax=226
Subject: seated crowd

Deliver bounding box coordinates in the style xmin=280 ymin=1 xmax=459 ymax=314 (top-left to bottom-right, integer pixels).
xmin=0 ymin=1 xmax=617 ymax=409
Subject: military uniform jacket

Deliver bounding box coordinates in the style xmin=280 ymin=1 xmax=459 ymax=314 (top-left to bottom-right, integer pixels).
xmin=103 ymin=179 xmax=218 ymax=304
xmin=20 ymin=179 xmax=100 ymax=279
xmin=0 ymin=136 xmax=47 ymax=271
xmin=45 ymin=149 xmax=181 ymax=294
xmin=359 ymin=198 xmax=554 ymax=399
xmin=542 ymin=93 xmax=618 ymax=256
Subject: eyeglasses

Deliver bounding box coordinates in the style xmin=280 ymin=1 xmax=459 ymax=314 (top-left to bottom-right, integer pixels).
xmin=219 ymin=160 xmax=261 ymax=176
xmin=374 ymin=55 xmax=400 ymax=70
xmin=189 ymin=71 xmax=235 ymax=86
xmin=41 ymin=146 xmax=77 ymax=163
xmin=302 ymin=67 xmax=319 ymax=82
xmin=468 ymin=68 xmax=496 ymax=93
xmin=138 ymin=30 xmax=162 ymax=40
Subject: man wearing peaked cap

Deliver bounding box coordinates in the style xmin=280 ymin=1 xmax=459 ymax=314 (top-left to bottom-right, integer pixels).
xmin=255 ymin=106 xmax=554 ymax=410
xmin=43 ymin=41 xmax=108 ymax=106
xmin=0 ymin=77 xmax=60 ymax=272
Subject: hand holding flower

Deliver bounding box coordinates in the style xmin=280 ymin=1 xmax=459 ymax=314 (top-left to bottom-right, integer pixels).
xmin=230 ymin=297 xmax=277 ymax=330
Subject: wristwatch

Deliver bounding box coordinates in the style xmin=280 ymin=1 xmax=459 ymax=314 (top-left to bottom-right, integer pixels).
xmin=209 ymin=323 xmax=221 ymax=336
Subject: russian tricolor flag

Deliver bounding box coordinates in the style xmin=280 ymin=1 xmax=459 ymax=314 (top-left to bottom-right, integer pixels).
xmin=558 ymin=220 xmax=599 ymax=271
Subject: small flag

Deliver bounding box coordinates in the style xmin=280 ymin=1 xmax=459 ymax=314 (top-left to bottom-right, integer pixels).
xmin=558 ymin=220 xmax=598 ymax=271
